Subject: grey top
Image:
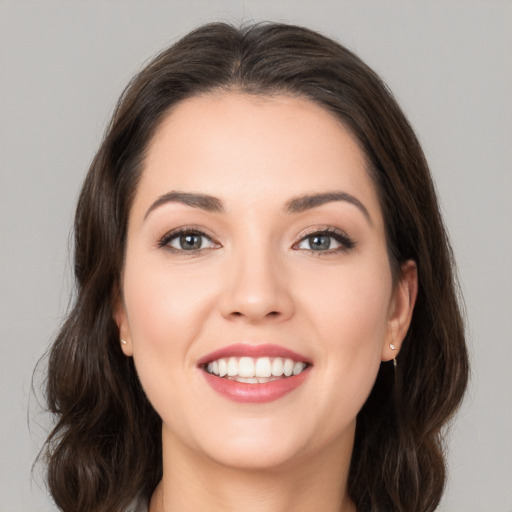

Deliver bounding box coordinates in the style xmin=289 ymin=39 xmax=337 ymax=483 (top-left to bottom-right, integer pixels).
xmin=126 ymin=496 xmax=149 ymax=512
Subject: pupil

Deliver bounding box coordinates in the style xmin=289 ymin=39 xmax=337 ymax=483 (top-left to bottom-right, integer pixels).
xmin=180 ymin=233 xmax=201 ymax=250
xmin=310 ymin=234 xmax=330 ymax=250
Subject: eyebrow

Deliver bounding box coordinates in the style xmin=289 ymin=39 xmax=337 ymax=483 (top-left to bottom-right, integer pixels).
xmin=144 ymin=190 xmax=372 ymax=224
xmin=144 ymin=191 xmax=224 ymax=220
xmin=285 ymin=192 xmax=372 ymax=224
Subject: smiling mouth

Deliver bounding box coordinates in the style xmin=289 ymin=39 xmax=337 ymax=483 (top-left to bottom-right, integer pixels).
xmin=203 ymin=356 xmax=309 ymax=383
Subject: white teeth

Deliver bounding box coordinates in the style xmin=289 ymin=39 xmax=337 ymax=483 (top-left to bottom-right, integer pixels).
xmin=218 ymin=358 xmax=227 ymax=377
xmin=229 ymin=376 xmax=258 ymax=383
xmin=238 ymin=357 xmax=255 ymax=377
xmin=255 ymin=357 xmax=272 ymax=377
xmin=271 ymin=358 xmax=284 ymax=377
xmin=283 ymin=358 xmax=294 ymax=377
xmin=206 ymin=356 xmax=308 ymax=379
xmin=293 ymin=362 xmax=305 ymax=375
xmin=227 ymin=357 xmax=238 ymax=376
xmin=228 ymin=376 xmax=278 ymax=384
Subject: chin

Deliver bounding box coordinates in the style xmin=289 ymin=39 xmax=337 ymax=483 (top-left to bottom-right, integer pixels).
xmin=202 ymin=439 xmax=306 ymax=472
xmin=167 ymin=415 xmax=312 ymax=471
xmin=184 ymin=414 xmax=351 ymax=473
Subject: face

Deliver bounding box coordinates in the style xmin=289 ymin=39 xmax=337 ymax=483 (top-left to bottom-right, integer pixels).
xmin=116 ymin=93 xmax=416 ymax=471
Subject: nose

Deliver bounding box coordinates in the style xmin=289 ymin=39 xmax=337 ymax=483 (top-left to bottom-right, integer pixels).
xmin=218 ymin=245 xmax=295 ymax=324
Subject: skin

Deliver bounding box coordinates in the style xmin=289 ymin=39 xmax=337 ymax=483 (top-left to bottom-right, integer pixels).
xmin=115 ymin=92 xmax=417 ymax=512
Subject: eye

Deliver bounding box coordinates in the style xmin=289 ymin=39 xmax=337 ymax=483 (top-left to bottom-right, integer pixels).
xmin=294 ymin=229 xmax=355 ymax=253
xmin=159 ymin=229 xmax=219 ymax=253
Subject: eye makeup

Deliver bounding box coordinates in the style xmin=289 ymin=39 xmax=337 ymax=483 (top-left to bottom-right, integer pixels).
xmin=292 ymin=226 xmax=356 ymax=256
xmin=155 ymin=223 xmax=356 ymax=258
xmin=156 ymin=226 xmax=221 ymax=255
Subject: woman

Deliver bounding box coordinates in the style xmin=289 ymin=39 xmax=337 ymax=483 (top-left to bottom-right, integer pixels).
xmin=43 ymin=22 xmax=468 ymax=512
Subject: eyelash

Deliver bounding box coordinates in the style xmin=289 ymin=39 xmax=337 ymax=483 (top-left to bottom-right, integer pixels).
xmin=157 ymin=226 xmax=356 ymax=256
xmin=293 ymin=227 xmax=356 ymax=256
xmin=157 ymin=227 xmax=219 ymax=256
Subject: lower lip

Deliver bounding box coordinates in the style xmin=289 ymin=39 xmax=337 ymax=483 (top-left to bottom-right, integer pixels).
xmin=202 ymin=369 xmax=310 ymax=403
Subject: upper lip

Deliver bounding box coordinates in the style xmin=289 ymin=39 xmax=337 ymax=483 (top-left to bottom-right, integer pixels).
xmin=197 ymin=343 xmax=312 ymax=366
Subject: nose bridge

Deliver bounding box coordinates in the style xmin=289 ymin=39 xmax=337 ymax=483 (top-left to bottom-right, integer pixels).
xmin=220 ymin=234 xmax=293 ymax=322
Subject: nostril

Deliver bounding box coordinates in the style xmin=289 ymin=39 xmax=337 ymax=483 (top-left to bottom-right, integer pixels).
xmin=231 ymin=310 xmax=281 ymax=318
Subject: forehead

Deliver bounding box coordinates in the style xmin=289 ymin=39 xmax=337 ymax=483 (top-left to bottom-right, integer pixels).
xmin=134 ymin=92 xmax=382 ymax=223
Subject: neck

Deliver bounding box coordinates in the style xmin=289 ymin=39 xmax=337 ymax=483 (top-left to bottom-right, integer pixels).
xmin=150 ymin=428 xmax=357 ymax=512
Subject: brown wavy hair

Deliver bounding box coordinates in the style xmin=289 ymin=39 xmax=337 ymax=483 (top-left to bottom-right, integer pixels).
xmin=41 ymin=22 xmax=468 ymax=512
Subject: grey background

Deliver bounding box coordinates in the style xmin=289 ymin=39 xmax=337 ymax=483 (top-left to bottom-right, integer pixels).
xmin=1 ymin=1 xmax=511 ymax=511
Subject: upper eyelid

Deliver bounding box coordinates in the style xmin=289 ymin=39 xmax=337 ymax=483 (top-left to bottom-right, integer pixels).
xmin=157 ymin=226 xmax=220 ymax=249
xmin=157 ymin=225 xmax=354 ymax=249
xmin=293 ymin=227 xmax=356 ymax=251
xmin=297 ymin=226 xmax=348 ymax=237
xmin=160 ymin=225 xmax=217 ymax=239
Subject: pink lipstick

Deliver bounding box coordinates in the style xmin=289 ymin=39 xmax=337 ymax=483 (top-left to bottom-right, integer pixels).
xmin=198 ymin=343 xmax=312 ymax=403
xmin=197 ymin=343 xmax=312 ymax=366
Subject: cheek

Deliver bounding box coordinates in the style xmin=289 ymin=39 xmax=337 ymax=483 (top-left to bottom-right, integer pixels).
xmin=300 ymin=258 xmax=392 ymax=410
xmin=121 ymin=258 xmax=219 ymax=418
xmin=123 ymin=257 xmax=217 ymax=349
xmin=302 ymin=257 xmax=392 ymax=346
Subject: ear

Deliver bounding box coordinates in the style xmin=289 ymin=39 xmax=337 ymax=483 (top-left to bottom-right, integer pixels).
xmin=113 ymin=290 xmax=133 ymax=357
xmin=382 ymin=260 xmax=418 ymax=362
